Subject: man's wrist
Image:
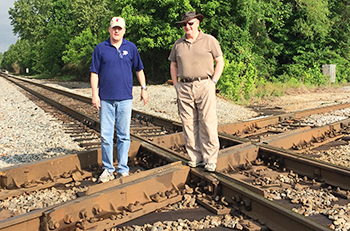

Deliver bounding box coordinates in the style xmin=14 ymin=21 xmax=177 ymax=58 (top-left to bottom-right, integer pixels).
xmin=212 ymin=78 xmax=218 ymax=84
xmin=141 ymin=85 xmax=147 ymax=90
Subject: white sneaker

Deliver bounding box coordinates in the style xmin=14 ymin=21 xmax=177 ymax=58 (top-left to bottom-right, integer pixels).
xmin=204 ymin=163 xmax=216 ymax=172
xmin=117 ymin=172 xmax=129 ymax=178
xmin=98 ymin=169 xmax=114 ymax=183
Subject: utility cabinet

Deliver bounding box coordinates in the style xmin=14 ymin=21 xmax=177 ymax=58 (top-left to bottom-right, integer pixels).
xmin=322 ymin=64 xmax=336 ymax=83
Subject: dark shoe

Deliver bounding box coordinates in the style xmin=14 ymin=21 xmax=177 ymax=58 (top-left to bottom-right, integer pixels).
xmin=188 ymin=161 xmax=205 ymax=168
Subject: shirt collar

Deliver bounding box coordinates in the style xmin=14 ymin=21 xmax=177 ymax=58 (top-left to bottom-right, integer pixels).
xmin=105 ymin=37 xmax=126 ymax=47
xmin=182 ymin=29 xmax=203 ymax=43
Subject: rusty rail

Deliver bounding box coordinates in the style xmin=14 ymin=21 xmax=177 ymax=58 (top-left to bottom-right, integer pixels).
xmin=1 ymin=72 xmax=349 ymax=230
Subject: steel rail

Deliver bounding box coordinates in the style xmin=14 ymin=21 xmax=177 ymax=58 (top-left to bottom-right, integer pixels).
xmin=0 ymin=135 xmax=185 ymax=196
xmin=218 ymin=102 xmax=350 ymax=140
xmin=0 ymin=162 xmax=190 ymax=231
xmin=258 ymin=143 xmax=350 ymax=190
xmin=0 ymin=72 xmax=344 ymax=230
xmin=142 ymin=132 xmax=349 ymax=229
xmin=5 ymin=73 xmax=350 ymax=141
xmin=2 ymin=74 xmax=183 ymax=132
xmin=4 ymin=76 xmax=100 ymax=132
xmin=0 ymin=154 xmax=333 ymax=231
xmin=209 ymin=170 xmax=331 ymax=231
xmin=4 ymin=76 xmax=179 ymax=139
xmin=3 ymin=75 xmax=185 ymax=141
xmin=263 ymin=118 xmax=349 ymax=150
xmin=5 ymin=74 xmax=256 ymax=176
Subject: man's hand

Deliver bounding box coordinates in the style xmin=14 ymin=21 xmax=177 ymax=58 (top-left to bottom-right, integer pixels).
xmin=92 ymin=95 xmax=101 ymax=110
xmin=90 ymin=72 xmax=100 ymax=110
xmin=141 ymin=89 xmax=148 ymax=105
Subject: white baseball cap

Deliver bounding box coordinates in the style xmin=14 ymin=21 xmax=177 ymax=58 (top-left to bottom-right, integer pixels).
xmin=110 ymin=17 xmax=125 ymax=28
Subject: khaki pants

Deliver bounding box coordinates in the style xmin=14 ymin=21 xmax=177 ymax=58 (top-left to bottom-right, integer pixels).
xmin=175 ymin=79 xmax=219 ymax=164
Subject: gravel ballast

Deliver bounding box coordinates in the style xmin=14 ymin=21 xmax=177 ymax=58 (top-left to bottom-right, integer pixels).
xmin=3 ymin=76 xmax=350 ymax=169
xmin=0 ymin=77 xmax=258 ymax=169
xmin=0 ymin=77 xmax=84 ymax=169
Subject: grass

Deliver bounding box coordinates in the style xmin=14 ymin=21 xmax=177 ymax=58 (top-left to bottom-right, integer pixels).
xmin=220 ymin=80 xmax=348 ymax=106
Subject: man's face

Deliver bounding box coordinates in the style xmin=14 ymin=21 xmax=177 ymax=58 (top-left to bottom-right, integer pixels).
xmin=109 ymin=26 xmax=125 ymax=42
xmin=182 ymin=18 xmax=199 ymax=36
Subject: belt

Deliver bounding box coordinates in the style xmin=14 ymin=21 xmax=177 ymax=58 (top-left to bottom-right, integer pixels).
xmin=180 ymin=76 xmax=209 ymax=83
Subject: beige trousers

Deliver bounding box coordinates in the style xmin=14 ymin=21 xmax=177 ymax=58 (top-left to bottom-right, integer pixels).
xmin=175 ymin=79 xmax=219 ymax=164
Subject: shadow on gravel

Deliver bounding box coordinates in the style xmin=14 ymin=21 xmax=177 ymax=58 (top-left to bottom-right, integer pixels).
xmin=247 ymin=105 xmax=286 ymax=117
xmin=117 ymin=207 xmax=233 ymax=230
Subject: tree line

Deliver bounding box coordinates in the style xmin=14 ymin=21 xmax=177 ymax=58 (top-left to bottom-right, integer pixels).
xmin=1 ymin=0 xmax=350 ymax=100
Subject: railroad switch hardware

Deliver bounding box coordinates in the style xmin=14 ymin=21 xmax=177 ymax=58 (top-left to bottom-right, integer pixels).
xmin=197 ymin=196 xmax=232 ymax=215
xmin=125 ymin=201 xmax=143 ymax=212
xmin=240 ymin=220 xmax=263 ymax=231
xmin=333 ymin=187 xmax=350 ymax=199
xmin=151 ymin=192 xmax=169 ymax=202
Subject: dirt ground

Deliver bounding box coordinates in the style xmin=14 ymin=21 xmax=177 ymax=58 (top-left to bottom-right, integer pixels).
xmin=34 ymin=77 xmax=350 ymax=119
xmin=247 ymin=86 xmax=350 ymax=113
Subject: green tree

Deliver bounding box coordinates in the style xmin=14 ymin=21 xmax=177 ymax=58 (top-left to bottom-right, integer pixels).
xmin=1 ymin=39 xmax=34 ymax=74
xmin=9 ymin=0 xmax=109 ymax=77
xmin=0 ymin=53 xmax=4 ymax=68
xmin=106 ymin=0 xmax=192 ymax=83
xmin=329 ymin=0 xmax=350 ymax=56
xmin=4 ymin=0 xmax=350 ymax=99
xmin=60 ymin=0 xmax=109 ymax=79
xmin=9 ymin=0 xmax=54 ymax=42
xmin=62 ymin=28 xmax=98 ymax=80
xmin=68 ymin=0 xmax=109 ymax=36
xmin=270 ymin=0 xmax=333 ymax=79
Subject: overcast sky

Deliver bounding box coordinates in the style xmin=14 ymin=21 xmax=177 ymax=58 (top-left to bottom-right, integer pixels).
xmin=0 ymin=0 xmax=17 ymax=53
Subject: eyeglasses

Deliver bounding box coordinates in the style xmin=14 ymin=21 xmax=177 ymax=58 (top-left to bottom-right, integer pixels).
xmin=111 ymin=27 xmax=123 ymax=31
xmin=182 ymin=21 xmax=195 ymax=27
xmin=117 ymin=49 xmax=123 ymax=59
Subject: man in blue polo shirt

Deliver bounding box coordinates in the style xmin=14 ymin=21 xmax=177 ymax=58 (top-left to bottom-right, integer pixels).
xmin=90 ymin=16 xmax=148 ymax=183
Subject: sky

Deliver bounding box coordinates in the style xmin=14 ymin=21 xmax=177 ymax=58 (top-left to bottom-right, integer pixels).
xmin=0 ymin=0 xmax=17 ymax=53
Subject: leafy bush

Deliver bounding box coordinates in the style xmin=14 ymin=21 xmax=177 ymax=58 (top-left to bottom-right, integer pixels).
xmin=62 ymin=28 xmax=98 ymax=81
xmin=1 ymin=39 xmax=34 ymax=74
xmin=218 ymin=58 xmax=258 ymax=101
xmin=279 ymin=63 xmax=329 ymax=86
xmin=2 ymin=0 xmax=350 ymax=101
xmin=254 ymin=81 xmax=285 ymax=99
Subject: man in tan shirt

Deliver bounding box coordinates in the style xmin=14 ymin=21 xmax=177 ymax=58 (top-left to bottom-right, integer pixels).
xmin=168 ymin=11 xmax=225 ymax=172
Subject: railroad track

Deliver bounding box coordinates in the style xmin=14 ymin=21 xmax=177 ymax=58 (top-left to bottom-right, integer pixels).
xmin=1 ymin=72 xmax=350 ymax=230
xmin=3 ymin=75 xmax=182 ymax=145
xmin=218 ymin=103 xmax=350 ymax=143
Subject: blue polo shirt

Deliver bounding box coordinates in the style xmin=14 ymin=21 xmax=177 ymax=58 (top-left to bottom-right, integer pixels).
xmin=90 ymin=38 xmax=144 ymax=100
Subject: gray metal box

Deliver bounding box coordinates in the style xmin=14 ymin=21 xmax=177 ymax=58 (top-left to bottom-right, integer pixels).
xmin=322 ymin=64 xmax=336 ymax=83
